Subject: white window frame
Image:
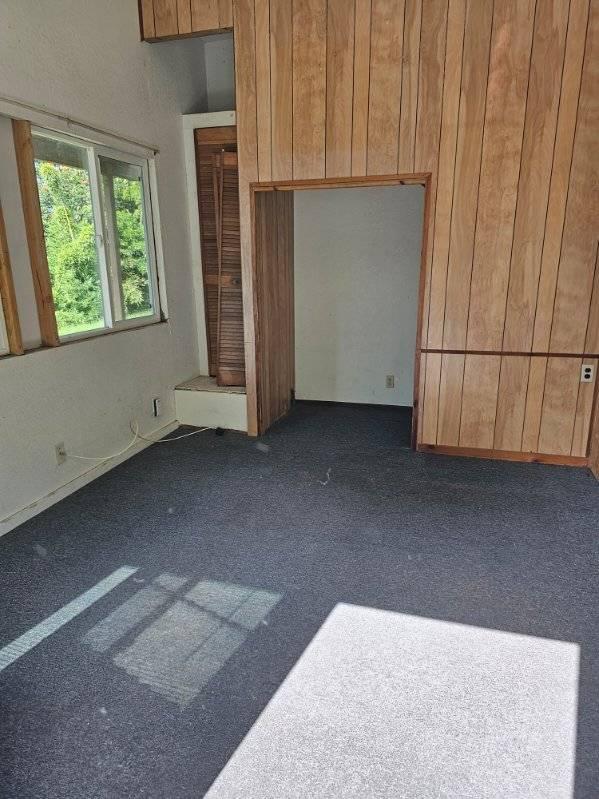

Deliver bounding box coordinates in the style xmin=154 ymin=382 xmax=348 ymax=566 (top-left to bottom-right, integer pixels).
xmin=31 ymin=127 xmax=163 ymax=343
xmin=0 ymin=301 xmax=9 ymax=356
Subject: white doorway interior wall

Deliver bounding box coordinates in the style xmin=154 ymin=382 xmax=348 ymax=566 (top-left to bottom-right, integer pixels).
xmin=294 ymin=185 xmax=425 ymax=407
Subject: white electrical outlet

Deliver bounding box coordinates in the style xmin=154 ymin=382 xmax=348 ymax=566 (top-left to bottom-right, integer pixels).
xmin=386 ymin=375 xmax=395 ymax=389
xmin=581 ymin=364 xmax=595 ymax=383
xmin=55 ymin=442 xmax=67 ymax=465
xmin=152 ymin=397 xmax=162 ymax=417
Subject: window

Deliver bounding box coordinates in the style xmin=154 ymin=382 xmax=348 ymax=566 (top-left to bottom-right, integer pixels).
xmin=0 ymin=303 xmax=8 ymax=356
xmin=32 ymin=130 xmax=161 ymax=340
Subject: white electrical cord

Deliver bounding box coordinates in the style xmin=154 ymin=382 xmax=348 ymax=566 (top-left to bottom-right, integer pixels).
xmin=66 ymin=421 xmax=209 ymax=463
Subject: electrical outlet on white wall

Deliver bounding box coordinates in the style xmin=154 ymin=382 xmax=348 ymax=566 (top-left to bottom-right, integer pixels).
xmin=385 ymin=375 xmax=395 ymax=389
xmin=152 ymin=397 xmax=162 ymax=417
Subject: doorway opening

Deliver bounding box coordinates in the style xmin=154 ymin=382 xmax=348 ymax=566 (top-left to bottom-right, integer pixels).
xmin=251 ymin=175 xmax=430 ymax=445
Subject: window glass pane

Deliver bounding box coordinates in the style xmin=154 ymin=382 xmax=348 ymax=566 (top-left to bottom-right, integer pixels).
xmin=33 ymin=136 xmax=105 ymax=338
xmin=0 ymin=304 xmax=8 ymax=355
xmin=99 ymin=156 xmax=153 ymax=321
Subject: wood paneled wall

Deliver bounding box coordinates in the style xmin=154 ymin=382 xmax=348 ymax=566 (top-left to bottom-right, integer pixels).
xmin=233 ymin=0 xmax=599 ymax=455
xmin=253 ymin=189 xmax=295 ymax=432
xmin=140 ymin=0 xmax=233 ymax=40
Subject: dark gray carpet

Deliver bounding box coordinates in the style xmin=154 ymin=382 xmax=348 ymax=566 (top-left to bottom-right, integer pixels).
xmin=0 ymin=402 xmax=598 ymax=798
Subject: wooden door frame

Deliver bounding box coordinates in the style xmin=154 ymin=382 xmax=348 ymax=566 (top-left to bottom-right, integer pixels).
xmin=248 ymin=172 xmax=433 ymax=445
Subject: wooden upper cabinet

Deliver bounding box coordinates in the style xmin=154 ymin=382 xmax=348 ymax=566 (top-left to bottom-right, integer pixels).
xmin=139 ymin=0 xmax=233 ymax=41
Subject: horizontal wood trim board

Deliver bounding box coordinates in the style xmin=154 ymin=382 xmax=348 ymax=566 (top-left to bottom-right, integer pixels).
xmin=421 ymin=349 xmax=599 ymax=358
xmin=251 ymin=173 xmax=430 ymax=191
xmin=418 ymin=444 xmax=588 ymax=468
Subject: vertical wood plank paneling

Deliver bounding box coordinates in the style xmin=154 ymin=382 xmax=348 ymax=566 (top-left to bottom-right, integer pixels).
xmin=233 ymin=0 xmax=259 ymax=434
xmin=219 ymin=0 xmax=234 ymax=28
xmin=351 ymin=0 xmax=372 ymax=175
xmin=0 ymin=201 xmax=24 ymax=355
xmin=12 ymin=119 xmax=59 ymax=348
xmin=140 ymin=0 xmax=156 ymax=38
xmin=367 ymin=0 xmax=405 ymax=175
xmin=585 ymin=245 xmax=599 ymax=352
xmin=177 ymin=0 xmax=192 ymax=33
xmin=154 ymin=0 xmax=179 ymax=36
xmin=255 ymin=0 xmax=272 ymax=181
xmin=421 ymin=352 xmax=441 ymax=444
xmin=538 ymin=357 xmax=582 ymax=454
xmin=414 ymin=0 xmax=448 ymax=173
xmin=231 ymin=0 xmax=597 ymax=458
xmin=521 ymin=356 xmax=548 ymax=452
xmin=466 ymin=0 xmax=536 ymax=351
xmin=292 ymin=0 xmax=327 ymax=179
xmin=397 ymin=0 xmax=422 ymax=172
xmin=426 ymin=0 xmax=465 ymax=349
xmin=442 ymin=0 xmax=493 ymax=350
xmin=416 ymin=351 xmax=427 ymax=442
xmin=571 ymin=358 xmax=597 ymax=456
xmin=191 ymin=0 xmax=219 ymax=31
xmin=437 ymin=353 xmax=465 ymax=445
xmin=270 ymin=0 xmax=293 ymax=181
xmin=503 ymin=0 xmax=569 ymax=351
xmin=550 ymin=0 xmax=599 ymax=353
xmin=326 ymin=0 xmax=356 ymax=177
xmin=532 ymin=0 xmax=590 ymax=351
xmin=459 ymin=354 xmax=501 ymax=448
xmin=414 ymin=0 xmax=447 ymax=349
xmin=493 ymin=356 xmax=530 ymax=451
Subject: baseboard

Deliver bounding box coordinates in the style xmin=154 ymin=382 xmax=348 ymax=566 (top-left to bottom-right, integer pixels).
xmin=295 ymin=399 xmax=412 ymax=411
xmin=0 ymin=419 xmax=180 ymax=539
xmin=417 ymin=443 xmax=588 ymax=468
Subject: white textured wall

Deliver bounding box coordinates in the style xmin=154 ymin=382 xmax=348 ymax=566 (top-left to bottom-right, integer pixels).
xmin=0 ymin=0 xmax=206 ymax=530
xmin=294 ymin=186 xmax=424 ymax=406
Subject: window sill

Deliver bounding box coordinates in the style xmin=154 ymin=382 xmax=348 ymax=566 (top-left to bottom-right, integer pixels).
xmin=0 ymin=317 xmax=168 ymax=361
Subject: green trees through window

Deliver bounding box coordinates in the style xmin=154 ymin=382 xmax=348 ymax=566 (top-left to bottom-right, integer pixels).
xmin=33 ymin=132 xmax=156 ymax=339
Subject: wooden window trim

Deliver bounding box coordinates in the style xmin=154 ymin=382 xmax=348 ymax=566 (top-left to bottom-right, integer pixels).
xmin=12 ymin=119 xmax=60 ymax=347
xmin=0 ymin=200 xmax=24 ymax=355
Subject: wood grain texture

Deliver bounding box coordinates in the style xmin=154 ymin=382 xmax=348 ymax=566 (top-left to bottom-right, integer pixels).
xmin=351 ymin=0 xmax=372 ymax=175
xmin=571 ymin=358 xmax=597 ymax=456
xmin=254 ymin=189 xmax=295 ymax=432
xmin=292 ymin=0 xmax=327 ymax=179
xmin=550 ymin=0 xmax=599 ymax=353
xmin=255 ymin=0 xmax=272 ymax=181
xmin=533 ymin=0 xmax=590 ymax=351
xmin=466 ymin=0 xmax=536 ymax=351
xmin=421 ymin=352 xmax=441 ymax=444
xmin=442 ymin=0 xmax=493 ymax=350
xmin=230 ymin=0 xmax=598 ymax=459
xmin=326 ymin=0 xmax=355 ymax=177
xmin=521 ymin=356 xmax=548 ymax=452
xmin=270 ymin=0 xmax=293 ymax=181
xmin=459 ymin=354 xmax=501 ymax=448
xmin=0 ymin=201 xmax=24 ymax=355
xmin=538 ymin=357 xmax=582 ymax=454
xmin=154 ymin=0 xmax=179 ymax=36
xmin=140 ymin=0 xmax=156 ymax=38
xmin=195 ymin=126 xmax=237 ymax=375
xmin=177 ymin=0 xmax=192 ymax=33
xmin=503 ymin=0 xmax=569 ymax=351
xmin=493 ymin=356 xmax=530 ymax=451
xmin=426 ymin=0 xmax=465 ymax=349
xmin=398 ymin=0 xmax=422 ymax=172
xmin=12 ymin=119 xmax=59 ymax=348
xmin=191 ymin=0 xmax=219 ymax=31
xmin=418 ymin=443 xmax=587 ymax=467
xmin=219 ymin=0 xmax=234 ymax=27
xmin=367 ymin=0 xmax=405 ymax=175
xmin=437 ymin=353 xmax=464 ymax=445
